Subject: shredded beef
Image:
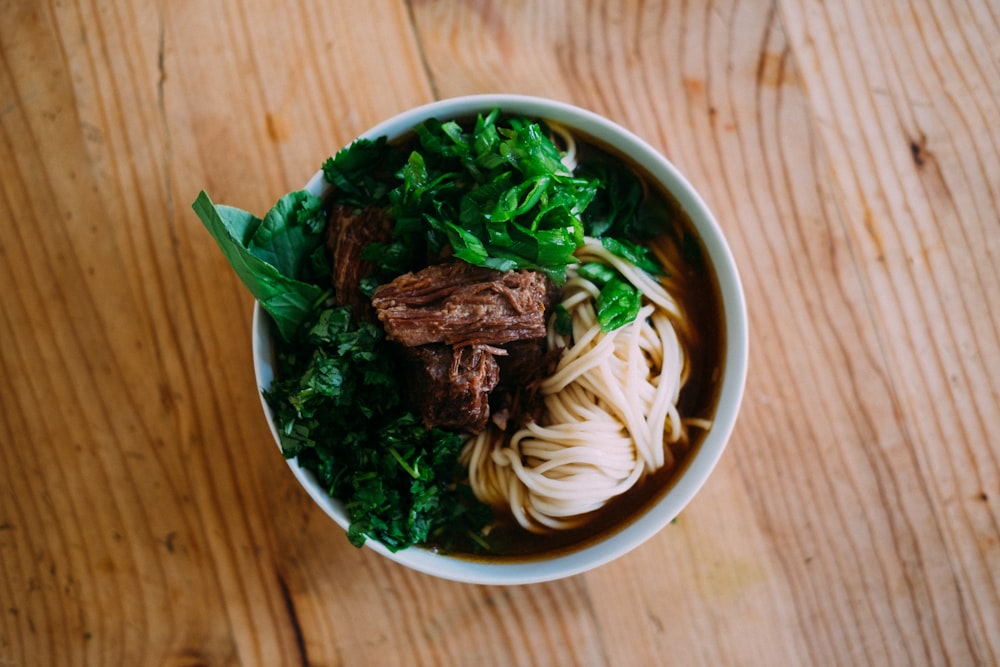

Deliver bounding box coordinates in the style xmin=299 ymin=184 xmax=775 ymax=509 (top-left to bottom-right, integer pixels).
xmin=325 ymin=204 xmax=394 ymax=319
xmin=371 ymin=263 xmax=554 ymax=347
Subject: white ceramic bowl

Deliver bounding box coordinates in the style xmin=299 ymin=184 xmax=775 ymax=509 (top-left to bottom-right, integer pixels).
xmin=253 ymin=94 xmax=748 ymax=585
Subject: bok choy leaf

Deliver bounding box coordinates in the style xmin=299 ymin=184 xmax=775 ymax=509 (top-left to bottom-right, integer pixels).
xmin=192 ymin=189 xmax=330 ymax=342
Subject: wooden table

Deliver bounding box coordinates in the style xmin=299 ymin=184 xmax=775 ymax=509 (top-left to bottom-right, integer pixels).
xmin=2 ymin=1 xmax=998 ymax=664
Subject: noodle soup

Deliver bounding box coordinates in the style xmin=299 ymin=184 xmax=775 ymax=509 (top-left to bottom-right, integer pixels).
xmin=252 ymin=95 xmax=747 ymax=583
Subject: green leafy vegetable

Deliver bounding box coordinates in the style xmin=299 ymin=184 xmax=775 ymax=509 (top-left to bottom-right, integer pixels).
xmin=580 ymin=159 xmax=675 ymax=241
xmin=577 ymin=261 xmax=618 ymax=285
xmin=362 ymin=111 xmax=599 ymax=283
xmin=266 ymin=305 xmax=492 ymax=551
xmin=596 ymin=278 xmax=642 ymax=332
xmin=321 ymin=137 xmax=406 ymax=206
xmin=192 ymin=190 xmax=330 ymax=341
xmin=576 ymin=262 xmax=643 ymax=332
xmin=601 ymin=236 xmax=664 ymax=276
xmin=553 ymin=303 xmax=574 ymax=337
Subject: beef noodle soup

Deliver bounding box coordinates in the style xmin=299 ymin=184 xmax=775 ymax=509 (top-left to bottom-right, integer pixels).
xmin=196 ymin=109 xmax=725 ymax=558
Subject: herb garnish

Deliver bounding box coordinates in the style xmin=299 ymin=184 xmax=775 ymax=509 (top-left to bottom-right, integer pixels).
xmin=265 ymin=306 xmax=490 ymax=551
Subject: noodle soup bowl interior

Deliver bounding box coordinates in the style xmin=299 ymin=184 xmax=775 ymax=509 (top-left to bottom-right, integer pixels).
xmin=252 ymin=94 xmax=748 ymax=585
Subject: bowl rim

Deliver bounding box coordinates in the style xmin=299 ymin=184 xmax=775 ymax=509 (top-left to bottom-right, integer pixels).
xmin=252 ymin=93 xmax=748 ymax=585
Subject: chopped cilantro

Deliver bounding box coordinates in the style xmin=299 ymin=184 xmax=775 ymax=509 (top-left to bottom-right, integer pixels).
xmin=266 ymin=305 xmax=492 ymax=551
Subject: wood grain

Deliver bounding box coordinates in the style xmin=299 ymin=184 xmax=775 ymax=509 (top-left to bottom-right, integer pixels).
xmin=1 ymin=0 xmax=997 ymax=665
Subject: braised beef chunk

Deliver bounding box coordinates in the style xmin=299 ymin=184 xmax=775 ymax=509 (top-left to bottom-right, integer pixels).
xmin=371 ymin=263 xmax=554 ymax=347
xmin=374 ymin=261 xmax=559 ymax=433
xmin=495 ymin=339 xmax=550 ymax=388
xmin=490 ymin=339 xmax=560 ymax=431
xmin=401 ymin=344 xmax=502 ymax=432
xmin=325 ymin=204 xmax=394 ymax=319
